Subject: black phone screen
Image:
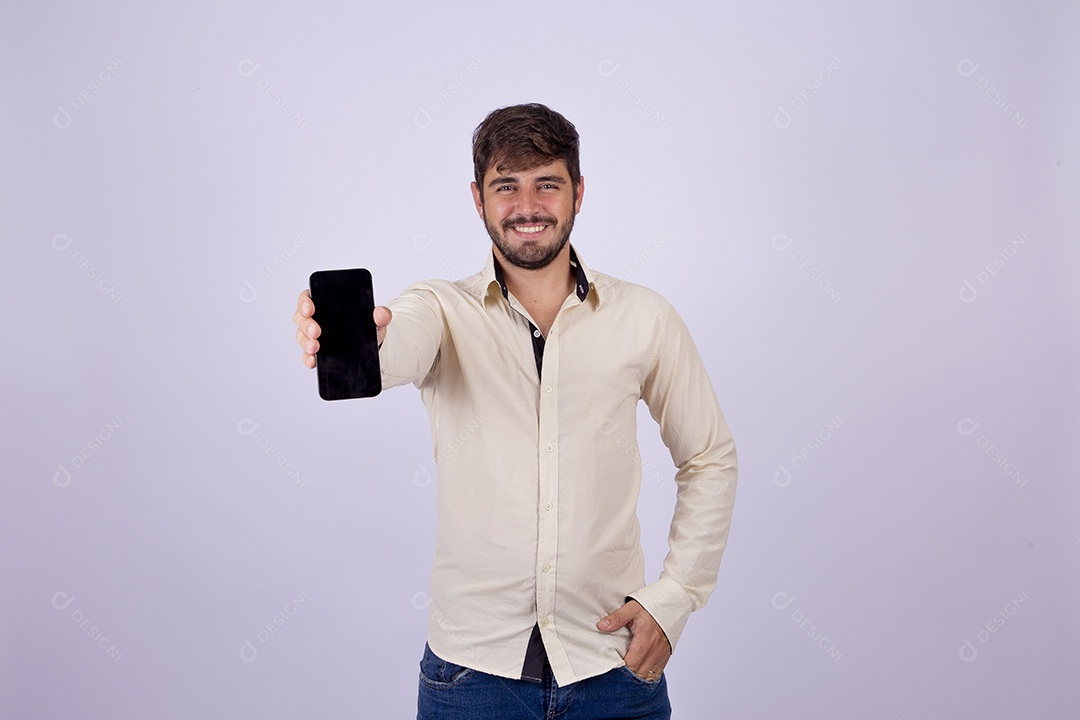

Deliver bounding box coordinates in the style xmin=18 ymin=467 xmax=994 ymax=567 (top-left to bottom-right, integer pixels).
xmin=309 ymin=268 xmax=381 ymax=400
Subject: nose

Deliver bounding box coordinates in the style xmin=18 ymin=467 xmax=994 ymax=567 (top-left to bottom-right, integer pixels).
xmin=515 ymin=186 xmax=543 ymax=216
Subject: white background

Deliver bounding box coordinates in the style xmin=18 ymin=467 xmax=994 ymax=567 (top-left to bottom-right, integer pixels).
xmin=2 ymin=1 xmax=1078 ymax=717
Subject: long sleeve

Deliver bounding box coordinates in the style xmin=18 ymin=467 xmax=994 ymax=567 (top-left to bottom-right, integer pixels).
xmin=628 ymin=300 xmax=738 ymax=651
xmin=379 ymin=285 xmax=446 ymax=389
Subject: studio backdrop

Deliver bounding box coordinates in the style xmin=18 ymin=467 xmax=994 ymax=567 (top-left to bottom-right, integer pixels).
xmin=2 ymin=1 xmax=1077 ymax=718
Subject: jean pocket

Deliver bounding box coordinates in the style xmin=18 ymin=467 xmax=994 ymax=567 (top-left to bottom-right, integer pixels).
xmin=618 ymin=664 xmax=663 ymax=686
xmin=418 ymin=643 xmax=475 ymax=689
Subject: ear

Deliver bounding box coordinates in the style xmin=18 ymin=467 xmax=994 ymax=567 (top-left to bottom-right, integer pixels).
xmin=471 ymin=181 xmax=485 ymax=220
xmin=573 ymin=175 xmax=585 ymax=215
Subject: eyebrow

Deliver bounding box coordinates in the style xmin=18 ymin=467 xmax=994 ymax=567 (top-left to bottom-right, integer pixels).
xmin=487 ymin=175 xmax=568 ymax=188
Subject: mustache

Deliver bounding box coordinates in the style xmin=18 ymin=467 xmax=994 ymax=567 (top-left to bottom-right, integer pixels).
xmin=502 ymin=215 xmax=558 ymax=230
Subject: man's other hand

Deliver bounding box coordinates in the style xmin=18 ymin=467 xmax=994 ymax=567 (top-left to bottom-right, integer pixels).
xmin=293 ymin=289 xmax=392 ymax=368
xmin=596 ymin=599 xmax=672 ymax=681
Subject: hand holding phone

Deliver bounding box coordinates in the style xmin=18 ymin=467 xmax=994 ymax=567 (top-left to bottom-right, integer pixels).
xmin=307 ymin=268 xmax=382 ymax=400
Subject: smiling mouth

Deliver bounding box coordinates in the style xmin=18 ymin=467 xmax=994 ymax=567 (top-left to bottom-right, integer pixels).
xmin=504 ymin=216 xmax=557 ymax=236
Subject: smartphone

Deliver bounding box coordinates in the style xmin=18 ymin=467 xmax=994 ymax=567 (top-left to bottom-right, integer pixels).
xmin=309 ymin=268 xmax=381 ymax=400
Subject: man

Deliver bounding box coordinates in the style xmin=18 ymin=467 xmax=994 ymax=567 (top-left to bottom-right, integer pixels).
xmin=293 ymin=103 xmax=737 ymax=719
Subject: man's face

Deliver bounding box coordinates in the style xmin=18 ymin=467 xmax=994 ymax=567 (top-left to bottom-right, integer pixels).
xmin=471 ymin=159 xmax=584 ymax=271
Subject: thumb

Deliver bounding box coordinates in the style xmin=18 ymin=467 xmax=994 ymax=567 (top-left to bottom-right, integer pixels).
xmin=374 ymin=306 xmax=392 ymax=345
xmin=596 ymin=603 xmax=632 ymax=633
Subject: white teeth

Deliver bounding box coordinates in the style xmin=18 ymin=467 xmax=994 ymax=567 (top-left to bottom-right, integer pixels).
xmin=514 ymin=225 xmax=545 ymax=234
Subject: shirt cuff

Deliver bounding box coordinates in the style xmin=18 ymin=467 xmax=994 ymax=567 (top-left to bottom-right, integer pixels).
xmin=627 ymin=577 xmax=694 ymax=652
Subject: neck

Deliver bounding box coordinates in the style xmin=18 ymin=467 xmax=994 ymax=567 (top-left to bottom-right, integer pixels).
xmin=494 ymin=243 xmax=575 ymax=306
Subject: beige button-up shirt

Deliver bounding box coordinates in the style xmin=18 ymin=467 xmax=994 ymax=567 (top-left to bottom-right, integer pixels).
xmin=379 ymin=246 xmax=737 ymax=686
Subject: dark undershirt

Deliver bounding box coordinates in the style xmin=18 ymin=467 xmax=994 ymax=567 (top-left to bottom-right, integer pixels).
xmin=493 ymin=250 xmax=590 ymax=683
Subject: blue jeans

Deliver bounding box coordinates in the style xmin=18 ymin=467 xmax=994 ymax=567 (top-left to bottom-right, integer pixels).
xmin=416 ymin=643 xmax=671 ymax=720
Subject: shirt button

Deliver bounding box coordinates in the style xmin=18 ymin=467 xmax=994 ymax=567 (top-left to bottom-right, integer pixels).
xmin=545 ymin=385 xmax=553 ymax=393
xmin=546 ymin=443 xmax=554 ymax=452
xmin=545 ymin=503 xmax=553 ymax=511
xmin=540 ymin=618 xmax=549 ymax=627
xmin=542 ymin=563 xmax=551 ymax=572
xmin=533 ymin=329 xmax=541 ymax=338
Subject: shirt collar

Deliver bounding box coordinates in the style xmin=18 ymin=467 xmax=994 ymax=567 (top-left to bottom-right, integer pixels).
xmin=484 ymin=244 xmax=597 ymax=306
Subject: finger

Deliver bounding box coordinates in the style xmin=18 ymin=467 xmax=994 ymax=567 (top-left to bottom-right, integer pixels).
xmin=623 ymin=633 xmax=649 ymax=671
xmin=640 ymin=638 xmax=672 ymax=675
xmin=294 ymin=323 xmax=320 ymax=346
xmin=295 ymin=327 xmax=319 ymax=354
xmin=627 ymin=660 xmax=661 ymax=681
xmin=292 ymin=309 xmax=320 ymax=341
xmin=597 ymin=605 xmax=629 ymax=632
xmin=627 ymin=651 xmax=666 ymax=680
xmin=297 ymin=289 xmax=314 ymax=317
xmin=640 ymin=647 xmax=669 ymax=676
xmin=624 ymin=652 xmax=645 ymax=674
xmin=623 ymin=619 xmax=668 ymax=673
xmin=301 ymin=350 xmax=315 ymax=369
xmin=292 ymin=293 xmax=315 ymax=331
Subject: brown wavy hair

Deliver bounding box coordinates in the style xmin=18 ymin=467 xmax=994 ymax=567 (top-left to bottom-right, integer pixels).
xmin=472 ymin=104 xmax=580 ymax=197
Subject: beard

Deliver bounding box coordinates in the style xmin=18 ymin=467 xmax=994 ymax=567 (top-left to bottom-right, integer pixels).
xmin=484 ymin=210 xmax=574 ymax=271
